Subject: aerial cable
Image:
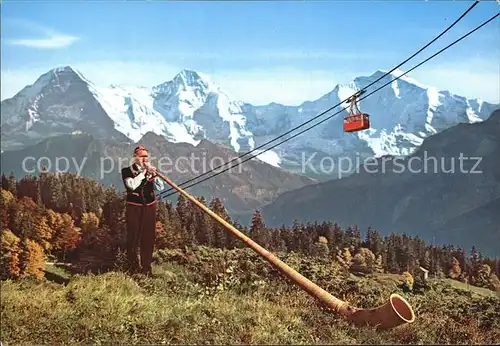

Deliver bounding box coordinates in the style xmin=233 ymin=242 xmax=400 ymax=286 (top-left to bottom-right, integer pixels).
xmin=157 ymin=1 xmax=478 ymax=200
xmin=157 ymin=0 xmax=481 ymax=200
xmin=157 ymin=1 xmax=480 ymax=200
xmin=159 ymin=5 xmax=495 ymax=201
xmin=158 ymin=11 xmax=498 ymax=200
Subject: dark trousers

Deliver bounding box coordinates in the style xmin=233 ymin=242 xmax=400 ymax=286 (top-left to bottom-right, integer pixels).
xmin=126 ymin=202 xmax=157 ymax=274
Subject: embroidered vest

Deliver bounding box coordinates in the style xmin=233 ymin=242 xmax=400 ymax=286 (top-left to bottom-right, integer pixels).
xmin=121 ymin=164 xmax=156 ymax=206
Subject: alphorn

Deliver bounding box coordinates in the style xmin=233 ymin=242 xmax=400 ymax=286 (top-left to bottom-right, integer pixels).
xmin=154 ymin=170 xmax=415 ymax=329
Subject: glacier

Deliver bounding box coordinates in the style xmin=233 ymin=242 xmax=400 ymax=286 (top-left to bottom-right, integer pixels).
xmin=1 ymin=65 xmax=498 ymax=179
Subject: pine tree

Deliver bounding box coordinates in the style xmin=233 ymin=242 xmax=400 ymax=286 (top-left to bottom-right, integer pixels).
xmin=226 ymin=220 xmax=242 ymax=249
xmin=6 ymin=172 xmax=18 ymax=196
xmin=420 ymin=248 xmax=431 ymax=270
xmin=364 ymin=227 xmax=384 ymax=256
xmin=194 ymin=204 xmax=213 ymax=246
xmin=176 ymin=194 xmax=189 ymax=230
xmin=156 ymin=201 xmax=170 ymax=225
xmin=298 ymin=225 xmax=314 ymax=256
xmin=84 ymin=180 xmax=102 ymax=214
xmin=470 ymin=246 xmax=481 ymax=279
xmin=398 ymin=233 xmax=411 ymax=272
xmin=289 ymin=219 xmax=302 ymax=252
xmin=385 ymin=234 xmax=401 ymax=273
xmin=50 ymin=175 xmax=65 ymax=212
xmin=185 ymin=222 xmax=197 ymax=247
xmin=155 ymin=221 xmax=168 ymax=250
xmin=71 ymin=211 xmax=121 ymax=273
xmin=1 ymin=174 xmax=9 ymax=190
xmin=269 ymin=227 xmax=287 ymax=253
xmin=344 ymin=225 xmax=361 ymax=251
xmin=249 ymin=210 xmax=268 ymax=247
xmin=209 ymin=197 xmax=230 ymax=248
xmin=163 ymin=208 xmax=184 ymax=249
xmin=71 ymin=184 xmax=86 ymax=225
xmin=332 ymin=222 xmax=344 ymax=252
xmin=279 ymin=225 xmax=294 ymax=252
xmin=17 ymin=175 xmax=40 ymax=201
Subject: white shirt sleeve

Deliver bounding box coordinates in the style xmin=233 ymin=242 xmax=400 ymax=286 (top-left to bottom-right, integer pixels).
xmin=153 ymin=176 xmax=165 ymax=191
xmin=125 ymin=171 xmax=146 ymax=190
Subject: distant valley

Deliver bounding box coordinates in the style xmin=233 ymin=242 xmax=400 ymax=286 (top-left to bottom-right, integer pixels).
xmin=261 ymin=110 xmax=500 ymax=257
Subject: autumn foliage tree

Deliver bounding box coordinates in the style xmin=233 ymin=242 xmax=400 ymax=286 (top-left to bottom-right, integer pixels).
xmin=49 ymin=212 xmax=80 ymax=261
xmin=448 ymin=257 xmax=462 ymax=279
xmin=312 ymin=236 xmax=329 ymax=257
xmin=0 ymin=230 xmax=22 ymax=280
xmin=1 ymin=170 xmax=500 ymax=292
xmin=19 ymin=238 xmax=45 ymax=280
xmin=351 ymin=247 xmax=377 ymax=274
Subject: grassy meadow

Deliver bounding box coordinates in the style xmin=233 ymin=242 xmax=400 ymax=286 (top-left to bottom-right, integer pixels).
xmin=2 ymin=246 xmax=499 ymax=345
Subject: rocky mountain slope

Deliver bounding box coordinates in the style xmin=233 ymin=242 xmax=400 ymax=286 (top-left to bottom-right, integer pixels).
xmin=260 ymin=110 xmax=500 ymax=257
xmin=2 ymin=66 xmax=497 ymax=179
xmin=0 ymin=131 xmax=316 ymax=217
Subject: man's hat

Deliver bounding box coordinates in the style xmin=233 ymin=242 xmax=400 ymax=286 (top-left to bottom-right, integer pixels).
xmin=134 ymin=144 xmax=148 ymax=157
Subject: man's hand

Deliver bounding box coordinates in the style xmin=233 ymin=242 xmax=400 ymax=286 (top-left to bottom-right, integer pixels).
xmin=144 ymin=162 xmax=157 ymax=176
xmin=149 ymin=166 xmax=157 ymax=176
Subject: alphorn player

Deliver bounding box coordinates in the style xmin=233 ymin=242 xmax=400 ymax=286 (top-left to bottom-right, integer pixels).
xmin=121 ymin=144 xmax=164 ymax=276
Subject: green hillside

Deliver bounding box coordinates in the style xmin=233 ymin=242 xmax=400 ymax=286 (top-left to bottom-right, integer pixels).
xmin=2 ymin=246 xmax=500 ymax=345
xmin=1 ymin=172 xmax=500 ymax=345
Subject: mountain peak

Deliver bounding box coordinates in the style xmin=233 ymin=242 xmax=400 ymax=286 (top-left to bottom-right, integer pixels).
xmin=365 ymin=69 xmax=429 ymax=89
xmin=30 ymin=65 xmax=90 ymax=89
xmin=152 ymin=68 xmax=218 ymax=97
xmin=52 ymin=65 xmax=76 ymax=74
xmin=172 ymin=68 xmax=215 ymax=89
xmin=5 ymin=65 xmax=90 ymax=103
xmin=46 ymin=65 xmax=87 ymax=80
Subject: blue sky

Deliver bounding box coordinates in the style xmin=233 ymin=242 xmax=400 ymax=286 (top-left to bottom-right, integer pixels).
xmin=1 ymin=0 xmax=498 ymax=105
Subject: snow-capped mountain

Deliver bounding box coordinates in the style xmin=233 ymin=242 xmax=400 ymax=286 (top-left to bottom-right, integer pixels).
xmin=0 ymin=67 xmax=130 ymax=149
xmin=0 ymin=131 xmax=317 ymax=218
xmin=1 ymin=66 xmax=497 ymax=179
xmin=246 ymin=69 xmax=498 ymax=178
xmin=260 ymin=109 xmax=500 ymax=257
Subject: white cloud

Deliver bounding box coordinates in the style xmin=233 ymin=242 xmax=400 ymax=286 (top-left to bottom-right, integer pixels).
xmin=4 ymin=19 xmax=79 ymax=49
xmin=8 ymin=35 xmax=79 ymax=49
xmin=1 ymin=58 xmax=498 ymax=106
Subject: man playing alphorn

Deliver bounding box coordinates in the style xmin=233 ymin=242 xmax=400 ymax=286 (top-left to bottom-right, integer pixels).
xmin=121 ymin=144 xmax=164 ymax=276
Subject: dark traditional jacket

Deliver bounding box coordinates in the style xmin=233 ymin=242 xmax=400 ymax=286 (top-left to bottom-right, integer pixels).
xmin=121 ymin=163 xmax=163 ymax=206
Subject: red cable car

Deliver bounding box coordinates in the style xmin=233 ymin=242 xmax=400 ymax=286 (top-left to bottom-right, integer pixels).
xmin=344 ymin=90 xmax=370 ymax=132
